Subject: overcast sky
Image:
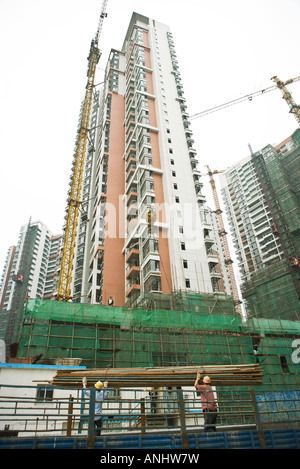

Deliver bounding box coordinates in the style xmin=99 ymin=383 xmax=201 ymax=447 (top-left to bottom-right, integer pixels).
xmin=0 ymin=0 xmax=299 ymax=274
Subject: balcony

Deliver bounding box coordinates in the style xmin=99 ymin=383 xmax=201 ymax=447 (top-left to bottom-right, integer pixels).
xmin=204 ymin=235 xmax=214 ymax=248
xmin=127 ymin=203 xmax=138 ymax=217
xmin=127 ymin=217 xmax=139 ymax=236
xmin=126 ymin=281 xmax=141 ymax=297
xmin=125 ymin=148 xmax=137 ymax=165
xmin=194 ymin=180 xmax=203 ymax=193
xmin=207 ymin=249 xmax=219 ymax=264
xmin=126 ymin=265 xmax=140 ymax=279
xmin=209 ymin=266 xmax=222 ymax=279
xmin=126 ymin=156 xmax=137 ymax=171
xmin=126 ymin=166 xmax=136 ymax=183
xmin=189 ymin=154 xmax=199 ymax=165
xmin=127 ymin=191 xmax=138 ymax=205
xmin=126 ymin=248 xmax=140 ymax=263
xmin=197 ymin=193 xmax=206 ymax=203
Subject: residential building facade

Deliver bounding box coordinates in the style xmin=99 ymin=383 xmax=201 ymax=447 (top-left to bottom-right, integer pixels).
xmin=43 ymin=234 xmax=63 ymax=300
xmin=70 ymin=13 xmax=232 ymax=308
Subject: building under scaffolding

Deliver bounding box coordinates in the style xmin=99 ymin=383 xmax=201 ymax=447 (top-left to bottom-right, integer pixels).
xmin=220 ymin=129 xmax=300 ymax=320
xmin=241 ymin=259 xmax=300 ymax=320
xmin=17 ymin=295 xmax=300 ymax=393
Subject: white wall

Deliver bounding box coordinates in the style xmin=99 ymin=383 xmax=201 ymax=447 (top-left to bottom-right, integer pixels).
xmin=0 ymin=364 xmax=86 ymax=436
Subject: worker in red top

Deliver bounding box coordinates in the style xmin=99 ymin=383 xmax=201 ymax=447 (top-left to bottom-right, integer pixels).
xmin=194 ymin=372 xmax=218 ymax=432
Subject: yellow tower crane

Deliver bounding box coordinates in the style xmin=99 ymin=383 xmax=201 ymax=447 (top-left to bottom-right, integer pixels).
xmin=205 ymin=166 xmax=243 ymax=317
xmin=190 ymin=74 xmax=300 ymax=124
xmin=271 ymin=75 xmax=300 ymax=126
xmin=57 ymin=0 xmax=108 ymax=301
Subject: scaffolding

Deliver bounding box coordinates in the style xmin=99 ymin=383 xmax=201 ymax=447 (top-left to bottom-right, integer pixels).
xmin=251 ymin=149 xmax=300 ymax=301
xmin=17 ymin=298 xmax=300 ymax=392
xmin=241 ymin=259 xmax=300 ymax=320
xmin=5 ymin=219 xmax=36 ymax=347
xmin=242 ymin=131 xmax=300 ymax=318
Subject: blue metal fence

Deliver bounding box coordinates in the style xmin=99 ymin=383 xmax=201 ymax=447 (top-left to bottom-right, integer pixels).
xmin=0 ymin=428 xmax=299 ymax=449
xmin=0 ymin=384 xmax=299 ymax=449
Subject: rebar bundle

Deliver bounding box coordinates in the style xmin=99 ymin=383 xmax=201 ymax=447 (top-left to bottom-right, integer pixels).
xmin=49 ymin=364 xmax=263 ymax=388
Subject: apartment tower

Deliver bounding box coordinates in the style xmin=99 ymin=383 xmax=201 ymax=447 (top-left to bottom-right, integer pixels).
xmin=71 ymin=13 xmax=232 ymax=308
xmin=220 ymin=129 xmax=300 ymax=319
xmin=0 ymin=221 xmax=62 ymax=344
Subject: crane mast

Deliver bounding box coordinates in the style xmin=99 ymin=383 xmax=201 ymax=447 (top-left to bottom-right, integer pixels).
xmin=57 ymin=0 xmax=108 ymax=301
xmin=206 ymin=166 xmax=242 ymax=316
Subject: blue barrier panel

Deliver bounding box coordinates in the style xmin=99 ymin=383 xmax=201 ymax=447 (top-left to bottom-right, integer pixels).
xmin=264 ymin=428 xmax=300 ymax=449
xmin=189 ymin=432 xmax=229 ymax=449
xmin=256 ymin=390 xmax=300 ymax=426
xmin=0 ymin=428 xmax=299 ymax=449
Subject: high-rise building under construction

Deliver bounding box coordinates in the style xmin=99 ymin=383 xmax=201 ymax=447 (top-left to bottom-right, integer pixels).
xmin=69 ymin=13 xmax=233 ymax=308
xmin=220 ymin=129 xmax=300 ymax=319
xmin=0 ymin=221 xmax=62 ymax=344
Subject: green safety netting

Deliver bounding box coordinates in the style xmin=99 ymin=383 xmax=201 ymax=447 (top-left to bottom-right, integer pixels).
xmin=25 ymin=298 xmax=242 ymax=332
xmin=241 ymin=317 xmax=300 ymax=335
xmin=19 ymin=299 xmax=300 ymax=388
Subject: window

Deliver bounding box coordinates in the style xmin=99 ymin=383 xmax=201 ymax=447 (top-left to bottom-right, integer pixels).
xmin=280 ymin=356 xmax=290 ymax=373
xmin=142 ymin=238 xmax=159 ymax=257
xmin=172 ymin=171 xmax=176 ymax=177
xmin=145 ymin=275 xmax=161 ymax=292
xmin=179 ymin=225 xmax=183 ymax=233
xmin=185 ymin=279 xmax=190 ymax=288
xmin=173 ymin=183 xmax=178 ymax=190
xmin=36 ymin=386 xmax=53 ymax=402
xmin=143 ymin=259 xmax=160 ymax=277
xmin=170 ymin=159 xmax=175 ymax=165
xmin=183 ymin=260 xmax=188 ymax=269
xmin=181 ymin=242 xmax=186 ymax=250
xmin=175 ymin=196 xmax=180 ymax=203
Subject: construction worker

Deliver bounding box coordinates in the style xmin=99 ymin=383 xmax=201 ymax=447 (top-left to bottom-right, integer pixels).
xmin=107 ymin=296 xmax=114 ymax=306
xmin=149 ymin=387 xmax=158 ymax=413
xmin=82 ymin=377 xmax=109 ymax=436
xmin=194 ymin=373 xmax=218 ymax=432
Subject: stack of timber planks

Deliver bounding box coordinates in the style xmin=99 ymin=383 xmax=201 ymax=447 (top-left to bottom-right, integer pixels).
xmin=49 ymin=364 xmax=263 ymax=388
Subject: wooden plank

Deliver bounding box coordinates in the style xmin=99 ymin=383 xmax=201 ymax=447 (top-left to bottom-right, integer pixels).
xmin=47 ymin=363 xmax=263 ymax=388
